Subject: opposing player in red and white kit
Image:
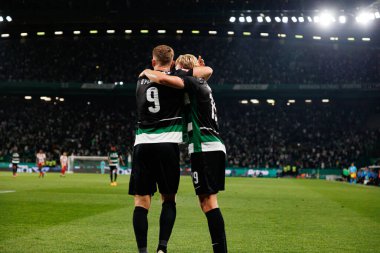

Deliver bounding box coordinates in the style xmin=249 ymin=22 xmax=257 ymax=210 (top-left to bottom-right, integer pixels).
xmin=36 ymin=149 xmax=46 ymax=178
xmin=60 ymin=152 xmax=68 ymax=177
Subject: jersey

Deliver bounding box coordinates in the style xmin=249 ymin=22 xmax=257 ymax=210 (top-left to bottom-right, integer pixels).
xmin=108 ymin=151 xmax=119 ymax=166
xmin=182 ymin=76 xmax=225 ymax=154
xmin=134 ymin=73 xmax=184 ymax=145
xmin=60 ymin=155 xmax=68 ymax=166
xmin=36 ymin=153 xmax=46 ymax=163
xmin=12 ymin=153 xmax=20 ymax=164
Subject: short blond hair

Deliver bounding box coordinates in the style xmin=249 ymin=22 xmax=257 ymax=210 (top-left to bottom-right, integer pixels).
xmin=152 ymin=45 xmax=174 ymax=66
xmin=175 ymin=54 xmax=199 ymax=69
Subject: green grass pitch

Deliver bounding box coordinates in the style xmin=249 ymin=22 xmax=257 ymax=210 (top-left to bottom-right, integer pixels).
xmin=0 ymin=172 xmax=379 ymax=253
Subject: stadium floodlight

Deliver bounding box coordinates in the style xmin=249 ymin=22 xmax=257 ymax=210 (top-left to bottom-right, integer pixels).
xmin=176 ymin=30 xmax=183 ymax=34
xmin=356 ymin=12 xmax=375 ymax=24
xmin=239 ymin=16 xmax=245 ymax=23
xmin=362 ymin=37 xmax=371 ymax=41
xmin=282 ymin=16 xmax=288 ymax=23
xmin=87 ymin=101 xmax=91 ymax=105
xmin=307 ymin=16 xmax=313 ymax=22
xmin=59 ymin=98 xmax=65 ymax=102
xmin=229 ymin=16 xmax=236 ymax=23
xmin=1 ymin=34 xmax=10 ymax=38
xmin=24 ymin=96 xmax=32 ymax=100
xmin=305 ymin=99 xmax=312 ymax=103
xmin=0 ymin=16 xmax=3 ymax=22
xmin=265 ymin=16 xmax=271 ymax=23
xmin=37 ymin=32 xmax=45 ymax=36
xmin=313 ymin=36 xmax=322 ymax=40
xmin=288 ymin=99 xmax=295 ymax=104
xmin=298 ymin=17 xmax=305 ymax=22
xmin=125 ymin=29 xmax=132 ymax=34
xmin=291 ymin=16 xmax=297 ymax=22
xmin=322 ymin=99 xmax=330 ymax=103
xmin=313 ymin=16 xmax=320 ymax=23
xmin=246 ymin=16 xmax=252 ymax=23
xmin=338 ymin=16 xmax=346 ymax=24
xmin=347 ymin=37 xmax=355 ymax=41
xmin=330 ymin=37 xmax=339 ymax=41
xmin=266 ymin=99 xmax=275 ymax=105
xmin=209 ymin=31 xmax=217 ymax=35
xmin=191 ymin=30 xmax=200 ymax=34
xmin=257 ymin=16 xmax=264 ymax=23
xmin=140 ymin=30 xmax=149 ymax=34
xmin=250 ymin=99 xmax=259 ymax=104
xmin=277 ymin=33 xmax=286 ymax=38
xmin=260 ymin=33 xmax=269 ymax=37
xmin=54 ymin=31 xmax=63 ymax=35
xmin=286 ymin=102 xmax=291 ymax=106
xmin=20 ymin=32 xmax=28 ymax=37
xmin=227 ymin=31 xmax=234 ymax=35
xmin=106 ymin=30 xmax=115 ymax=34
xmin=240 ymin=100 xmax=249 ymax=104
xmin=89 ymin=30 xmax=98 ymax=34
xmin=319 ymin=11 xmax=335 ymax=26
xmin=242 ymin=32 xmax=251 ymax=36
xmin=275 ymin=17 xmax=281 ymax=22
xmin=375 ymin=12 xmax=380 ymax=19
xmin=73 ymin=30 xmax=81 ymax=35
xmin=119 ymin=81 xmax=124 ymax=85
xmin=6 ymin=16 xmax=12 ymax=22
xmin=295 ymin=35 xmax=303 ymax=39
xmin=157 ymin=30 xmax=166 ymax=34
xmin=97 ymin=81 xmax=103 ymax=85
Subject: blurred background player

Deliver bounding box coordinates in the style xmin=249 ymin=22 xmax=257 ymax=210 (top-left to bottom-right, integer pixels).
xmin=36 ymin=149 xmax=46 ymax=178
xmin=11 ymin=147 xmax=20 ymax=177
xmin=108 ymin=146 xmax=124 ymax=186
xmin=349 ymin=162 xmax=358 ymax=184
xmin=60 ymin=152 xmax=68 ymax=177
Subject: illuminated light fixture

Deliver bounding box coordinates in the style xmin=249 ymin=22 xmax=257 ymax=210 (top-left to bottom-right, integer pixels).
xmin=291 ymin=16 xmax=297 ymax=22
xmin=298 ymin=17 xmax=305 ymax=22
xmin=176 ymin=30 xmax=183 ymax=34
xmin=266 ymin=99 xmax=275 ymax=105
xmin=24 ymin=96 xmax=32 ymax=100
xmin=347 ymin=37 xmax=355 ymax=41
xmin=191 ymin=30 xmax=200 ymax=34
xmin=106 ymin=30 xmax=115 ymax=34
xmin=239 ymin=16 xmax=245 ymax=23
xmin=275 ymin=17 xmax=281 ymax=22
xmin=157 ymin=30 xmax=166 ymax=34
xmin=375 ymin=12 xmax=380 ymax=19
xmin=20 ymin=32 xmax=28 ymax=37
xmin=89 ymin=30 xmax=98 ymax=34
xmin=227 ymin=31 xmax=234 ymax=35
xmin=125 ymin=30 xmax=132 ymax=34
xmin=209 ymin=31 xmax=217 ymax=35
xmin=54 ymin=31 xmax=63 ymax=35
xmin=229 ymin=16 xmax=236 ymax=23
xmin=362 ymin=37 xmax=371 ymax=41
xmin=257 ymin=16 xmax=264 ymax=23
xmin=240 ymin=100 xmax=249 ymax=104
xmin=330 ymin=37 xmax=339 ymax=41
xmin=288 ymin=99 xmax=295 ymax=104
xmin=1 ymin=34 xmax=10 ymax=38
xmin=322 ymin=99 xmax=330 ymax=103
xmin=6 ymin=16 xmax=12 ymax=22
xmin=250 ymin=99 xmax=259 ymax=104
xmin=282 ymin=16 xmax=288 ymax=23
xmin=319 ymin=11 xmax=335 ymax=26
xmin=140 ymin=30 xmax=149 ymax=34
xmin=260 ymin=33 xmax=269 ymax=37
xmin=37 ymin=32 xmax=45 ymax=36
xmin=313 ymin=16 xmax=320 ymax=23
xmin=0 ymin=16 xmax=3 ymax=22
xmin=313 ymin=36 xmax=322 ymax=40
xmin=246 ymin=16 xmax=252 ymax=23
xmin=356 ymin=12 xmax=375 ymax=24
xmin=305 ymin=99 xmax=312 ymax=103
xmin=307 ymin=16 xmax=313 ymax=22
xmin=243 ymin=32 xmax=251 ymax=36
xmin=265 ymin=16 xmax=271 ymax=22
xmin=277 ymin=33 xmax=286 ymax=38
xmin=338 ymin=15 xmax=346 ymax=24
xmin=73 ymin=30 xmax=81 ymax=35
xmin=59 ymin=98 xmax=65 ymax=102
xmin=295 ymin=35 xmax=303 ymax=39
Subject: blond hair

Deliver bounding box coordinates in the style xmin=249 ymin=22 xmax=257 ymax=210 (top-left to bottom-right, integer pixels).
xmin=152 ymin=45 xmax=174 ymax=66
xmin=175 ymin=54 xmax=199 ymax=69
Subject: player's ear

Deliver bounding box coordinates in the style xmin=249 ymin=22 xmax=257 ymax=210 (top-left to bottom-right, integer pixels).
xmin=152 ymin=59 xmax=156 ymax=67
xmin=170 ymin=60 xmax=175 ymax=68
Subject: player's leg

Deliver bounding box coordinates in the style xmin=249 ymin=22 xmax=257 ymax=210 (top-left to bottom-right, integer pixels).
xmin=133 ymin=195 xmax=151 ymax=253
xmin=113 ymin=168 xmax=118 ymax=185
xmin=12 ymin=164 xmax=17 ymax=177
xmin=109 ymin=166 xmax=114 ymax=185
xmin=157 ymin=194 xmax=176 ymax=253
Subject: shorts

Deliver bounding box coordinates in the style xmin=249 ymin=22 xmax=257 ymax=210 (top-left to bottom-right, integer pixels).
xmin=38 ymin=162 xmax=44 ymax=168
xmin=129 ymin=143 xmax=180 ymax=196
xmin=190 ymin=151 xmax=226 ymax=195
xmin=12 ymin=163 xmax=18 ymax=170
xmin=109 ymin=165 xmax=117 ymax=171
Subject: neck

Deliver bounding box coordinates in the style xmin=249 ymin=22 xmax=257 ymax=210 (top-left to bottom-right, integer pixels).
xmin=154 ymin=65 xmax=171 ymax=72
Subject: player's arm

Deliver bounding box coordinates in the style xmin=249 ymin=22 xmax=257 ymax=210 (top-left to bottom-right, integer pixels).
xmin=192 ymin=56 xmax=213 ymax=80
xmin=140 ymin=69 xmax=185 ymax=89
xmin=119 ymin=155 xmax=125 ymax=166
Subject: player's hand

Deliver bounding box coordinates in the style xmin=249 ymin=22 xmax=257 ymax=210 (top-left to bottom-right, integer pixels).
xmin=139 ymin=70 xmax=147 ymax=78
xmin=198 ymin=56 xmax=205 ymax=66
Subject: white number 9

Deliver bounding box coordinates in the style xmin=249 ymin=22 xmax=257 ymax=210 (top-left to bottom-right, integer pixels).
xmin=192 ymin=171 xmax=199 ymax=184
xmin=146 ymin=87 xmax=160 ymax=113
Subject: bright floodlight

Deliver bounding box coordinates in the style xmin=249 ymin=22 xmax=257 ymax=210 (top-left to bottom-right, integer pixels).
xmin=338 ymin=16 xmax=346 ymax=24
xmin=246 ymin=16 xmax=252 ymax=23
xmin=307 ymin=16 xmax=313 ymax=22
xmin=229 ymin=16 xmax=236 ymax=23
xmin=298 ymin=17 xmax=305 ymax=22
xmin=319 ymin=11 xmax=335 ymax=26
xmin=275 ymin=17 xmax=281 ymax=22
xmin=0 ymin=16 xmax=3 ymax=22
xmin=6 ymin=16 xmax=12 ymax=22
xmin=24 ymin=96 xmax=32 ymax=100
xmin=239 ymin=16 xmax=245 ymax=22
xmin=265 ymin=16 xmax=271 ymax=22
xmin=257 ymin=16 xmax=264 ymax=22
xmin=240 ymin=100 xmax=249 ymax=104
xmin=314 ymin=16 xmax=320 ymax=23
xmin=250 ymin=99 xmax=259 ymax=104
xmin=291 ymin=16 xmax=297 ymax=22
xmin=375 ymin=12 xmax=380 ymax=19
xmin=356 ymin=12 xmax=375 ymax=24
xmin=282 ymin=16 xmax=288 ymax=23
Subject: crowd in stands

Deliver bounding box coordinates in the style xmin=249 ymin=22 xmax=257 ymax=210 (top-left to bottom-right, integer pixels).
xmin=0 ymin=36 xmax=379 ymax=85
xmin=0 ymin=97 xmax=379 ymax=170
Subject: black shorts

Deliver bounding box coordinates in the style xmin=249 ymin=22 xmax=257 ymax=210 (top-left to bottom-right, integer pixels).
xmin=12 ymin=163 xmax=18 ymax=170
xmin=129 ymin=143 xmax=180 ymax=196
xmin=190 ymin=151 xmax=226 ymax=195
xmin=109 ymin=165 xmax=117 ymax=171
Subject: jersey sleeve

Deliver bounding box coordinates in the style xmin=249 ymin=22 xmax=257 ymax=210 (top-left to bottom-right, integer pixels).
xmin=182 ymin=76 xmax=197 ymax=92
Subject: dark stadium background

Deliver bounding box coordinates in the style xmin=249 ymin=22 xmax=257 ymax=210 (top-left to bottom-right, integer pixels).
xmin=0 ymin=0 xmax=379 ymax=181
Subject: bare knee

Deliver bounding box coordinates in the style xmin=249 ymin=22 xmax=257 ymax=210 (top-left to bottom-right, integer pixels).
xmin=161 ymin=193 xmax=176 ymax=203
xmin=198 ymin=194 xmax=219 ymax=213
xmin=134 ymin=195 xmax=151 ymax=210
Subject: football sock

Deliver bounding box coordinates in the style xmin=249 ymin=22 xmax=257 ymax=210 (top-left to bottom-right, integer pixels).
xmin=157 ymin=201 xmax=176 ymax=253
xmin=110 ymin=170 xmax=113 ymax=182
xmin=206 ymin=208 xmax=227 ymax=253
xmin=114 ymin=172 xmax=117 ymax=182
xmin=133 ymin=206 xmax=148 ymax=252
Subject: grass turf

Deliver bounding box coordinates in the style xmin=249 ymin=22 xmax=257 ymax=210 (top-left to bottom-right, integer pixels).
xmin=0 ymin=172 xmax=379 ymax=253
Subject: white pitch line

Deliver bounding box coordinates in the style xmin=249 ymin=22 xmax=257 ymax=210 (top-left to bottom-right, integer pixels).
xmin=0 ymin=190 xmax=16 ymax=194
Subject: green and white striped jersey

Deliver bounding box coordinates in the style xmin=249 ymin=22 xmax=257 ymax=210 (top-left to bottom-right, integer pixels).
xmin=108 ymin=151 xmax=119 ymax=166
xmin=12 ymin=153 xmax=20 ymax=164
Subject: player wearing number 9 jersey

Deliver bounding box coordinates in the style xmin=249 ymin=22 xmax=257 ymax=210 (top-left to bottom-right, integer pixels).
xmin=141 ymin=54 xmax=227 ymax=253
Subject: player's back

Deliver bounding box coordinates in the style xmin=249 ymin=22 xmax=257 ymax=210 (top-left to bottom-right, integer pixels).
xmin=135 ymin=75 xmax=184 ymax=145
